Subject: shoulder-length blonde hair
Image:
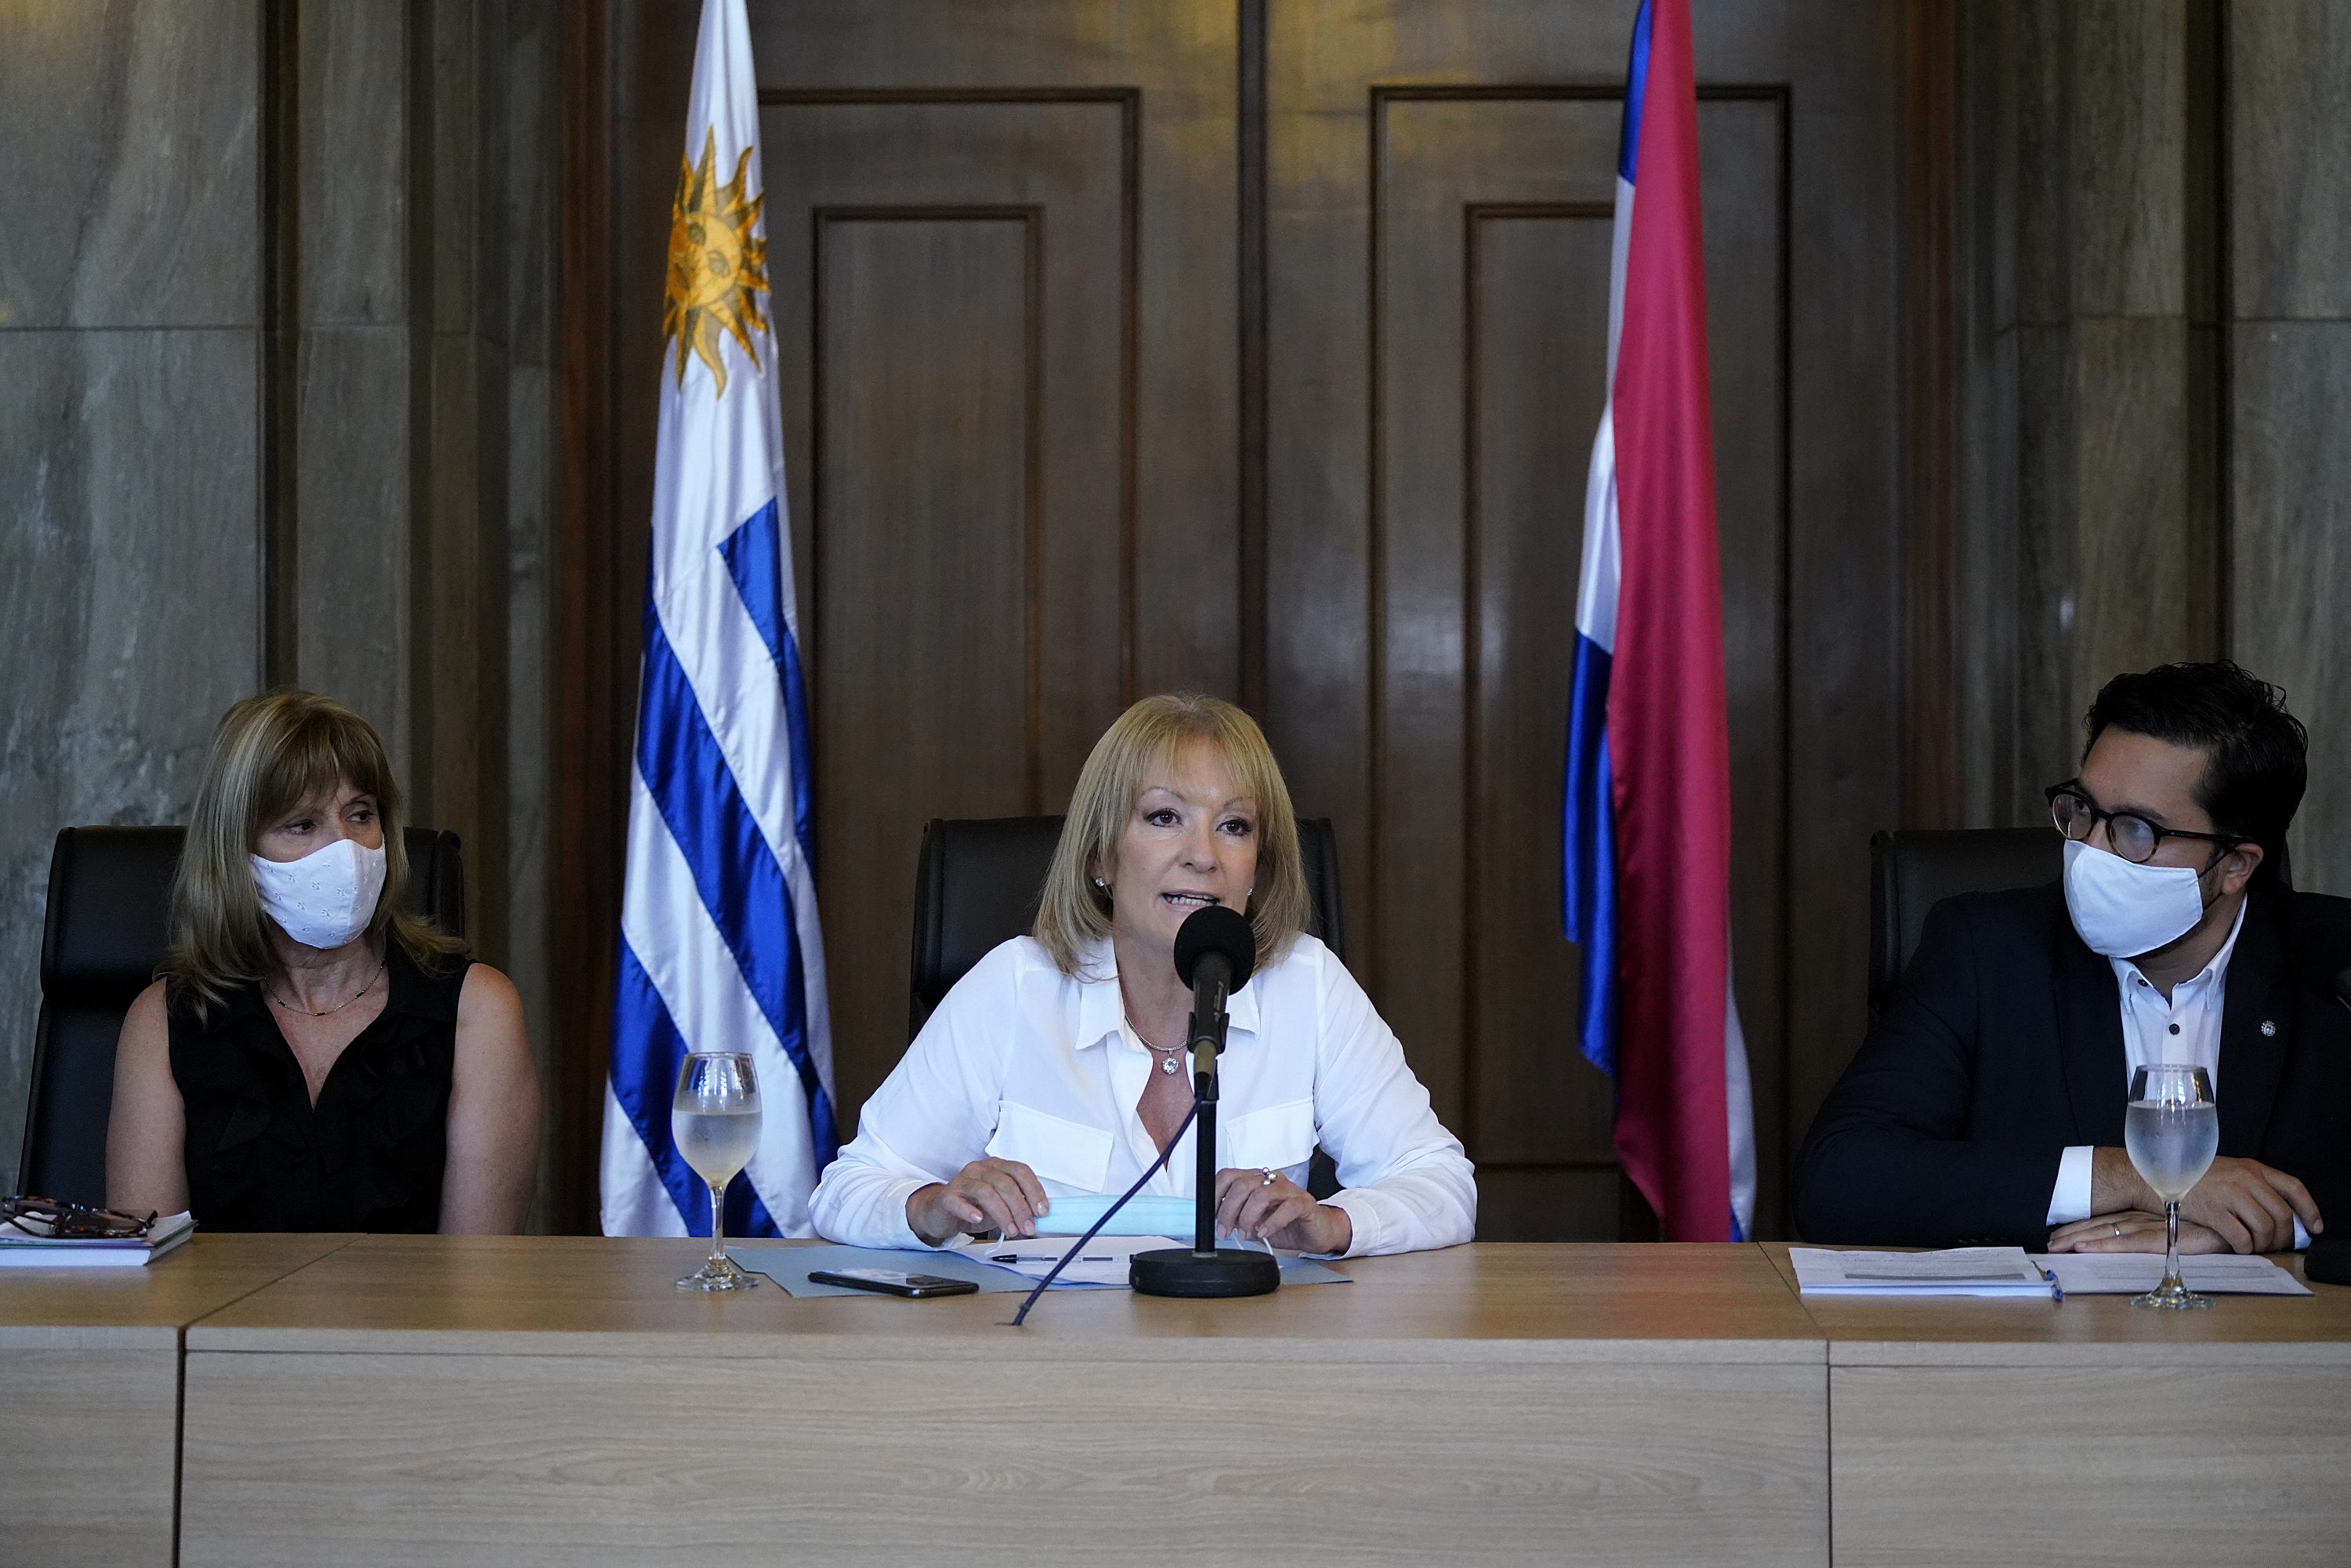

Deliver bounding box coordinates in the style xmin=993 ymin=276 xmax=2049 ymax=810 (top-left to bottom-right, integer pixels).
xmin=1032 ymin=693 xmax=1310 ymax=978
xmin=160 ymin=690 xmax=465 ymax=1019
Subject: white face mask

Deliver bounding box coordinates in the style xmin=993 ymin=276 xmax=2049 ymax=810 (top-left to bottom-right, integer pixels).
xmin=250 ymin=837 xmax=388 ymax=951
xmin=2062 ymin=838 xmax=2212 ymax=959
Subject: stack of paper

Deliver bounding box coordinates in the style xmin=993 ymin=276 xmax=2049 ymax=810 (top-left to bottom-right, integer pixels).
xmin=2033 ymin=1252 xmax=2313 ymax=1297
xmin=1789 ymin=1246 xmax=2055 ymax=1298
xmin=951 ymin=1235 xmax=1188 ymax=1287
xmin=0 ymin=1209 xmax=195 ymax=1268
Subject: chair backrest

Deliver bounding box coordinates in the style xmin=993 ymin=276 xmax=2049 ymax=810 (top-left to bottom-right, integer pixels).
xmin=16 ymin=825 xmax=464 ymax=1205
xmin=908 ymin=815 xmax=1346 ymax=1037
xmin=1869 ymin=827 xmax=2058 ymax=1016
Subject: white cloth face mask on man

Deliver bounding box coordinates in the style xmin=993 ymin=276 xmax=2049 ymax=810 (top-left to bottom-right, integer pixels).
xmin=2061 ymin=837 xmax=2210 ymax=958
xmin=250 ymin=837 xmax=388 ymax=951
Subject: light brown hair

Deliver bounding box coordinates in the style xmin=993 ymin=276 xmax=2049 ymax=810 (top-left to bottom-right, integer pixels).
xmin=160 ymin=690 xmax=465 ymax=1019
xmin=1032 ymin=693 xmax=1310 ymax=977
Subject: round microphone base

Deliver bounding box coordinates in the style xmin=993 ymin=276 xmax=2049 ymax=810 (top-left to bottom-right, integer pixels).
xmin=1129 ymin=1247 xmax=1281 ymax=1298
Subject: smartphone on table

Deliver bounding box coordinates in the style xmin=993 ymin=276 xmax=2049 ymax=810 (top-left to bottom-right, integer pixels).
xmin=806 ymin=1267 xmax=979 ymax=1298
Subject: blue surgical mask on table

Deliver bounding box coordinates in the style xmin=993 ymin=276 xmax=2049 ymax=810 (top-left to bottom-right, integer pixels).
xmin=2063 ymin=838 xmax=2210 ymax=958
xmin=250 ymin=837 xmax=387 ymax=951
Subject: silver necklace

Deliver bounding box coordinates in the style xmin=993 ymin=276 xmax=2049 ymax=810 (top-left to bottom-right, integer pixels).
xmin=268 ymin=959 xmax=386 ymax=1019
xmin=1125 ymin=1012 xmax=1185 ymax=1074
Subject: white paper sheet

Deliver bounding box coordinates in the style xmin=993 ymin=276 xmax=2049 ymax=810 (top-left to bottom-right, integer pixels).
xmin=2032 ymin=1251 xmax=2313 ymax=1297
xmin=1789 ymin=1246 xmax=2055 ymax=1297
xmin=951 ymin=1236 xmax=1190 ymax=1287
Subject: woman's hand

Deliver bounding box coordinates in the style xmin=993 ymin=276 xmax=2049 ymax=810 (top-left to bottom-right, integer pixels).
xmin=2046 ymin=1210 xmax=2229 ymax=1254
xmin=1213 ymin=1167 xmax=1351 ymax=1255
xmin=907 ymin=1158 xmax=1049 ymax=1246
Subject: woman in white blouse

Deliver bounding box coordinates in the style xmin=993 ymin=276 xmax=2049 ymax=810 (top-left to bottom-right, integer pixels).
xmin=810 ymin=693 xmax=1475 ymax=1257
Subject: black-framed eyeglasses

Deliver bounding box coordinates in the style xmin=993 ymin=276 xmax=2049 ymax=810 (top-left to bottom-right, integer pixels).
xmin=2045 ymin=782 xmax=2246 ymax=866
xmin=0 ymin=1195 xmax=158 ymax=1240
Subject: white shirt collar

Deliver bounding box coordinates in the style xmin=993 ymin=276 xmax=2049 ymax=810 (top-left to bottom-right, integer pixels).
xmin=1070 ymin=936 xmax=1262 ymax=1048
xmin=2113 ymin=896 xmax=2248 ymax=997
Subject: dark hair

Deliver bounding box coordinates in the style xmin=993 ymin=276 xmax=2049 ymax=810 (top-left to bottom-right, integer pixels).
xmin=2084 ymin=661 xmax=2306 ymax=890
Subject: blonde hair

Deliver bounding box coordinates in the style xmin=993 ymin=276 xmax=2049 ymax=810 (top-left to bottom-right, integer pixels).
xmin=1032 ymin=693 xmax=1310 ymax=978
xmin=160 ymin=690 xmax=465 ymax=1019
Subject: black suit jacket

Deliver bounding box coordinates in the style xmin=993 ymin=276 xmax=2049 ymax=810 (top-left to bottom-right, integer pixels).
xmin=1795 ymin=882 xmax=2351 ymax=1248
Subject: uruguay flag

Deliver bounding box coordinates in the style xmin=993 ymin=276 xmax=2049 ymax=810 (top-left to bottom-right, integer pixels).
xmin=1563 ymin=0 xmax=1755 ymax=1242
xmin=600 ymin=0 xmax=838 ymax=1238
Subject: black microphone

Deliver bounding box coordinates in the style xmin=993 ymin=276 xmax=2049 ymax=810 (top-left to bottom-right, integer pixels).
xmin=1131 ymin=905 xmax=1281 ymax=1299
xmin=1174 ymin=904 xmax=1256 ymax=1064
xmin=2303 ymin=971 xmax=2351 ymax=1286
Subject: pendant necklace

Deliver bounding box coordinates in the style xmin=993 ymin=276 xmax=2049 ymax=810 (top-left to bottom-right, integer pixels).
xmin=1126 ymin=1011 xmax=1183 ymax=1074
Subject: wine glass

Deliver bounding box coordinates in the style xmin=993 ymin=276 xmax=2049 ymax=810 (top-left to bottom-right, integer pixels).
xmin=2124 ymin=1063 xmax=2219 ymax=1309
xmin=672 ymin=1052 xmax=763 ymax=1291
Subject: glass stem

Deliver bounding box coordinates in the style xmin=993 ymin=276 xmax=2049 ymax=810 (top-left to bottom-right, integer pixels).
xmin=708 ymin=1175 xmax=728 ymax=1269
xmin=2164 ymin=1200 xmax=2183 ymax=1291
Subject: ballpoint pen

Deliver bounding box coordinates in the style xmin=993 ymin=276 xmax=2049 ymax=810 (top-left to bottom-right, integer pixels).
xmin=994 ymin=1252 xmax=1111 ymax=1264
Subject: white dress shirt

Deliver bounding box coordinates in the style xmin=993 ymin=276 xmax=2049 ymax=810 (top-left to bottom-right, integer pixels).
xmin=809 ymin=932 xmax=1477 ymax=1257
xmin=2045 ymin=900 xmax=2305 ymax=1246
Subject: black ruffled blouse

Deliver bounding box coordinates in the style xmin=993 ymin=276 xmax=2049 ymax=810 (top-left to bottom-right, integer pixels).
xmin=167 ymin=943 xmax=469 ymax=1233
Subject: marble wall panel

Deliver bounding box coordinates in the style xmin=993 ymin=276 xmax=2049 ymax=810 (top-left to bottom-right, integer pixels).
xmin=293 ymin=325 xmax=414 ymax=773
xmin=0 ymin=0 xmax=259 ymax=329
xmin=0 ymin=328 xmax=261 ymax=1189
xmin=2012 ymin=321 xmax=2080 ymax=793
xmin=299 ymin=0 xmax=408 ymax=327
xmin=2230 ymin=322 xmax=2351 ymax=896
xmin=2230 ymin=0 xmax=2351 ymax=321
xmin=2065 ymin=0 xmax=2186 ymax=318
xmin=2070 ymin=316 xmax=2201 ymax=700
xmin=2011 ymin=0 xmax=2073 ymax=327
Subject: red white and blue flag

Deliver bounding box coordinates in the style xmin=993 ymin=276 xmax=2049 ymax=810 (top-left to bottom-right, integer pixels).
xmin=1563 ymin=0 xmax=1755 ymax=1241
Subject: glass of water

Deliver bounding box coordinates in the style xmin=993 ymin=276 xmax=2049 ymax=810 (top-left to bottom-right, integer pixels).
xmin=2124 ymin=1063 xmax=2219 ymax=1309
xmin=673 ymin=1052 xmax=763 ymax=1291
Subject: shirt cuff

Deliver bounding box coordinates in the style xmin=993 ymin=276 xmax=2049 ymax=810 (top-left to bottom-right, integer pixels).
xmin=1317 ymin=1189 xmax=1386 ymax=1258
xmin=2046 ymin=1145 xmax=2096 ymax=1227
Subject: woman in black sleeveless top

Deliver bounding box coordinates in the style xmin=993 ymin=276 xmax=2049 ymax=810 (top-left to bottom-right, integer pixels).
xmin=107 ymin=691 xmax=538 ymax=1234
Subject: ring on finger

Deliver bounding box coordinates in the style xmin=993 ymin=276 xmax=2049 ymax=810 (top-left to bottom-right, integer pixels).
xmin=1259 ymin=1168 xmax=1277 ymax=1187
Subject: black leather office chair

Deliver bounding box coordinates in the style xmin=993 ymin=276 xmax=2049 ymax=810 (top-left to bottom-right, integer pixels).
xmin=16 ymin=825 xmax=464 ymax=1206
xmin=1868 ymin=827 xmax=2058 ymax=1016
xmin=907 ymin=813 xmax=1347 ymax=1198
xmin=907 ymin=814 xmax=1346 ymax=1037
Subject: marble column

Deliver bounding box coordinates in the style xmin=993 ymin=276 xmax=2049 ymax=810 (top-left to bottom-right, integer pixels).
xmin=2227 ymin=0 xmax=2351 ymax=895
xmin=0 ymin=0 xmax=559 ymax=1201
xmin=0 ymin=1 xmax=266 ymax=1189
xmin=1952 ymin=0 xmax=2221 ymax=827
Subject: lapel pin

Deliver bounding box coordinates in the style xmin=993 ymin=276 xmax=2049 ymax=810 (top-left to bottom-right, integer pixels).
xmin=2260 ymin=1020 xmax=2277 ymax=1037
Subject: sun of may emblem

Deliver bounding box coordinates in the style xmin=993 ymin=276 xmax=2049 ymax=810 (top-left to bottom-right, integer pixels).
xmin=664 ymin=128 xmax=770 ymax=397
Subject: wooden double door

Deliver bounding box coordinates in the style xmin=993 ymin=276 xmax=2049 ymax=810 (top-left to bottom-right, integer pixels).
xmin=589 ymin=0 xmax=1910 ymax=1239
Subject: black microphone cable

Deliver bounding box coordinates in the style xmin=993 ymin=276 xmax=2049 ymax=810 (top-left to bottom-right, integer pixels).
xmin=1009 ymin=1097 xmax=1199 ymax=1327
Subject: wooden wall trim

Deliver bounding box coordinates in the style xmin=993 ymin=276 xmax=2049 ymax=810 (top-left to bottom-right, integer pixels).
xmin=259 ymin=0 xmax=300 ymax=688
xmin=1458 ymin=199 xmax=1612 ymax=1161
xmin=809 ymin=204 xmax=1048 ymax=809
xmin=551 ymin=0 xmax=619 ymax=1236
xmin=1903 ymin=0 xmax=1962 ymax=828
xmin=1238 ymin=0 xmax=1269 ymax=716
xmin=763 ymin=88 xmax=1140 ymax=707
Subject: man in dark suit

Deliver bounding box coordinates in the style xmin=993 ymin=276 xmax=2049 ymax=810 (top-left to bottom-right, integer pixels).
xmin=1796 ymin=661 xmax=2346 ymax=1254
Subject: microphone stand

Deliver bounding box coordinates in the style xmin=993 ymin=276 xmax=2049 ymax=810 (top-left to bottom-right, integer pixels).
xmin=1130 ymin=961 xmax=1282 ymax=1298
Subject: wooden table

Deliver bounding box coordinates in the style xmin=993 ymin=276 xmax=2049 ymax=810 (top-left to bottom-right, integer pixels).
xmin=177 ymin=1237 xmax=1828 ymax=1567
xmin=0 ymin=1233 xmax=355 ymax=1568
xmin=1764 ymin=1244 xmax=2351 ymax=1567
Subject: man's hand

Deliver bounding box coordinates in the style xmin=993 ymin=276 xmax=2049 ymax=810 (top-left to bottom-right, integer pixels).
xmin=2090 ymin=1147 xmax=2321 ymax=1253
xmin=2047 ymin=1210 xmax=2227 ymax=1253
xmin=906 ymin=1158 xmax=1049 ymax=1247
